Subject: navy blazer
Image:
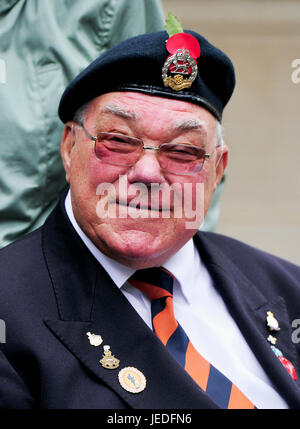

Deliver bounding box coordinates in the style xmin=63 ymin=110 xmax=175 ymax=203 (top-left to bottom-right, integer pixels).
xmin=0 ymin=196 xmax=300 ymax=409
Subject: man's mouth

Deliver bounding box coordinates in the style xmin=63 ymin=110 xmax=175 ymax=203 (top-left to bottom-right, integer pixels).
xmin=116 ymin=199 xmax=170 ymax=212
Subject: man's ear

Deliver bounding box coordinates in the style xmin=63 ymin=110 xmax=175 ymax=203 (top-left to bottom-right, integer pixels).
xmin=213 ymin=145 xmax=228 ymax=191
xmin=60 ymin=121 xmax=76 ymax=183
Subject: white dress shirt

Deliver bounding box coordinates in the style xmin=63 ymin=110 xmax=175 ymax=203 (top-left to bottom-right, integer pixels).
xmin=65 ymin=191 xmax=288 ymax=409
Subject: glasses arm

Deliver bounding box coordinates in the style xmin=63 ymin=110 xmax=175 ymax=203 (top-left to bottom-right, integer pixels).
xmin=204 ymin=142 xmax=224 ymax=168
xmin=78 ymin=121 xmax=97 ymax=142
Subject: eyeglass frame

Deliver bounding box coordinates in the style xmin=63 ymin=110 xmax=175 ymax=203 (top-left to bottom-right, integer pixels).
xmin=75 ymin=120 xmax=221 ymax=176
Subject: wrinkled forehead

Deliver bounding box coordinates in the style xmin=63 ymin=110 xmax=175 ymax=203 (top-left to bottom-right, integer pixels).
xmin=85 ymin=92 xmax=217 ymax=138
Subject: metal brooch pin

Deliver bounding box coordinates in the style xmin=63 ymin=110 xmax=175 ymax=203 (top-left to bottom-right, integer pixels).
xmin=100 ymin=345 xmax=120 ymax=369
xmin=266 ymin=311 xmax=280 ymax=331
xmin=267 ymin=334 xmax=277 ymax=345
xmin=86 ymin=332 xmax=103 ymax=347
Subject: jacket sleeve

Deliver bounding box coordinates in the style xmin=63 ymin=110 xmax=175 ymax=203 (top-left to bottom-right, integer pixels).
xmin=104 ymin=0 xmax=165 ymax=49
xmin=0 ymin=350 xmax=35 ymax=409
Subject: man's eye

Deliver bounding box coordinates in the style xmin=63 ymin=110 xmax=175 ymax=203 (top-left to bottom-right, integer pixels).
xmin=105 ymin=135 xmax=128 ymax=143
xmin=100 ymin=134 xmax=138 ymax=152
xmin=99 ymin=133 xmax=123 ymax=143
xmin=164 ymin=145 xmax=200 ymax=158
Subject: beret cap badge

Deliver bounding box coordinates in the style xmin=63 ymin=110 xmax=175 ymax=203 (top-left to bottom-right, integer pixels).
xmin=162 ymin=13 xmax=200 ymax=92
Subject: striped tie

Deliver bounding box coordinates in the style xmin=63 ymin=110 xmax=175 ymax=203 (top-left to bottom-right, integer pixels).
xmin=129 ymin=267 xmax=255 ymax=409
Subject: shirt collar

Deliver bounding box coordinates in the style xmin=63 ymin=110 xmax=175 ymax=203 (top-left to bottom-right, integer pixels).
xmin=65 ymin=191 xmax=134 ymax=287
xmin=65 ymin=190 xmax=195 ymax=303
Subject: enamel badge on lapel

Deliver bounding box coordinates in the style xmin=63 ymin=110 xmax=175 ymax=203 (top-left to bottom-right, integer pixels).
xmin=264 ymin=311 xmax=297 ymax=381
xmin=100 ymin=345 xmax=120 ymax=369
xmin=118 ymin=367 xmax=147 ymax=394
xmin=278 ymin=357 xmax=297 ymax=381
xmin=270 ymin=345 xmax=283 ymax=357
xmin=86 ymin=332 xmax=103 ymax=347
xmin=266 ymin=311 xmax=280 ymax=331
xmin=270 ymin=345 xmax=297 ymax=380
xmin=162 ymin=13 xmax=200 ymax=92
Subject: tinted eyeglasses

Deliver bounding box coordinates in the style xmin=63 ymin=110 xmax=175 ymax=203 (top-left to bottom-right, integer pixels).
xmin=78 ymin=121 xmax=216 ymax=176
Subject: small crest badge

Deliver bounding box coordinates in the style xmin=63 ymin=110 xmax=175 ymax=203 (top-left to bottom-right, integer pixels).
xmin=266 ymin=311 xmax=280 ymax=331
xmin=100 ymin=345 xmax=120 ymax=369
xmin=86 ymin=332 xmax=103 ymax=347
xmin=118 ymin=367 xmax=146 ymax=394
xmin=267 ymin=334 xmax=277 ymax=345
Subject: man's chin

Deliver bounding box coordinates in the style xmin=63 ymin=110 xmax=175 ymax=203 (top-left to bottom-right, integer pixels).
xmin=98 ymin=229 xmax=171 ymax=268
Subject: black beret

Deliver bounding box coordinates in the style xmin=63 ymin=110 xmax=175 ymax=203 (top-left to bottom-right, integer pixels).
xmin=58 ymin=30 xmax=235 ymax=123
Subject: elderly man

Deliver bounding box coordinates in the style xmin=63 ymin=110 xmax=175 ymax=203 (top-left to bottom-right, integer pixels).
xmin=0 ymin=27 xmax=300 ymax=410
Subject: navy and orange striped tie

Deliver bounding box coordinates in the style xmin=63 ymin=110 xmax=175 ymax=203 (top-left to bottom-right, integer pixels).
xmin=129 ymin=266 xmax=255 ymax=409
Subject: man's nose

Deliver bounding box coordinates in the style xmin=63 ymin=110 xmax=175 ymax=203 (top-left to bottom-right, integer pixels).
xmin=126 ymin=149 xmax=166 ymax=185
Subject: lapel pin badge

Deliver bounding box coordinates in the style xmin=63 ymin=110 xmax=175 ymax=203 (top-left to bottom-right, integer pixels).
xmin=100 ymin=345 xmax=120 ymax=369
xmin=118 ymin=367 xmax=147 ymax=394
xmin=86 ymin=332 xmax=103 ymax=347
xmin=267 ymin=334 xmax=277 ymax=345
xmin=278 ymin=356 xmax=297 ymax=381
xmin=266 ymin=311 xmax=280 ymax=331
xmin=270 ymin=345 xmax=283 ymax=357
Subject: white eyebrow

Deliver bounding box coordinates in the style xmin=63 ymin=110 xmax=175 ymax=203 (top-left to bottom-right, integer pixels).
xmin=102 ymin=103 xmax=138 ymax=120
xmin=174 ymin=119 xmax=207 ymax=132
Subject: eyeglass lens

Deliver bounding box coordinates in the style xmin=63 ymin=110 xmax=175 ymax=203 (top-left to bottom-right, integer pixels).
xmin=94 ymin=132 xmax=207 ymax=174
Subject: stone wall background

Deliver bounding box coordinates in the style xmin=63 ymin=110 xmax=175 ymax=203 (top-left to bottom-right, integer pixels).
xmin=162 ymin=0 xmax=300 ymax=265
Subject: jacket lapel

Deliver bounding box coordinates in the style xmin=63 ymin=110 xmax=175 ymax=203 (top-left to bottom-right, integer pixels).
xmin=44 ymin=279 xmax=217 ymax=409
xmin=42 ymin=198 xmax=218 ymax=409
xmin=193 ymin=233 xmax=300 ymax=408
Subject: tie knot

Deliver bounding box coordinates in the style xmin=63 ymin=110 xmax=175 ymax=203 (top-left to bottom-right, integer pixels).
xmin=128 ymin=267 xmax=174 ymax=301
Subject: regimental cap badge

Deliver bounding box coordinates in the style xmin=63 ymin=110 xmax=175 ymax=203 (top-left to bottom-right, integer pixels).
xmin=162 ymin=12 xmax=200 ymax=92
